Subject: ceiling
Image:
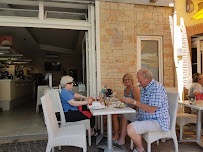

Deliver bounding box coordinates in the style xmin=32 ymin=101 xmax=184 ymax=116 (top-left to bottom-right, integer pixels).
xmin=0 ymin=0 xmax=89 ymax=61
xmin=0 ymin=26 xmax=85 ymax=58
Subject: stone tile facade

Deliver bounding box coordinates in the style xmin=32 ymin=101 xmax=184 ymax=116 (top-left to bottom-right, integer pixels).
xmin=99 ymin=2 xmax=174 ymax=98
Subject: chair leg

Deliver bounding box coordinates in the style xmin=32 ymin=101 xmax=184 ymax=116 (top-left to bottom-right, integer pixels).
xmin=147 ymin=142 xmax=151 ymax=152
xmin=179 ymin=125 xmax=183 ymax=141
xmin=173 ymin=137 xmax=179 ymax=152
xmin=52 ymin=147 xmax=54 ymax=152
xmin=156 ymin=139 xmax=159 ymax=145
xmin=58 ymin=146 xmax=61 ymax=150
xmin=130 ymin=139 xmax=134 ymax=150
xmin=46 ymin=142 xmax=52 ymax=152
xmin=88 ymin=129 xmax=91 ymax=146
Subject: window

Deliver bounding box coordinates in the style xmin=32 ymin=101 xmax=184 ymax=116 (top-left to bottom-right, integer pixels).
xmin=137 ymin=36 xmax=163 ymax=84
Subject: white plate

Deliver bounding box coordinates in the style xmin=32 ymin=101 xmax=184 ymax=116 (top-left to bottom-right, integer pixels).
xmin=90 ymin=105 xmax=105 ymax=110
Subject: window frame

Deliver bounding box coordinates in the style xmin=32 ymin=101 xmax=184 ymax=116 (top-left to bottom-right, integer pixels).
xmin=137 ymin=35 xmax=163 ymax=84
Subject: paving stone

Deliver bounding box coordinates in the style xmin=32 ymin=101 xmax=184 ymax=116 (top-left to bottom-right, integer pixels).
xmin=0 ymin=131 xmax=203 ymax=152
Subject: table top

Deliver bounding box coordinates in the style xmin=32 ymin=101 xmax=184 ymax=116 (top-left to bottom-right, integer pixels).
xmin=178 ymin=100 xmax=203 ymax=110
xmin=88 ymin=104 xmax=136 ymax=116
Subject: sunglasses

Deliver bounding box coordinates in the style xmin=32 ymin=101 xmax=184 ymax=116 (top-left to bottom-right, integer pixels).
xmin=67 ymin=82 xmax=73 ymax=84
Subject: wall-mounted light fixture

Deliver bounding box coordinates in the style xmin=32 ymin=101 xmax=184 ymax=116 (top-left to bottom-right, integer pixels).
xmin=186 ymin=0 xmax=194 ymax=13
xmin=150 ymin=0 xmax=158 ymax=3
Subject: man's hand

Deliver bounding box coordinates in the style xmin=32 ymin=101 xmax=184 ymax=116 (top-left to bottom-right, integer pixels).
xmin=123 ymin=97 xmax=134 ymax=104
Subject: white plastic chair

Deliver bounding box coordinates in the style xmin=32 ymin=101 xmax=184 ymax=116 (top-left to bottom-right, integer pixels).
xmin=165 ymin=88 xmax=197 ymax=141
xmin=44 ymin=88 xmax=61 ymax=113
xmin=41 ymin=94 xmax=87 ymax=152
xmin=176 ymin=112 xmax=197 ymax=141
xmin=50 ymin=89 xmax=91 ymax=146
xmin=130 ymin=91 xmax=179 ymax=152
xmin=36 ymin=85 xmax=48 ymax=113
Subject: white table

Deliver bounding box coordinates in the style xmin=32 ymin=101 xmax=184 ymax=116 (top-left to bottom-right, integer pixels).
xmin=89 ymin=104 xmax=136 ymax=152
xmin=178 ymin=100 xmax=203 ymax=147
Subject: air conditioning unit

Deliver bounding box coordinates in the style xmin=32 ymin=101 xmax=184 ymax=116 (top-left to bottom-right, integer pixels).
xmin=0 ymin=36 xmax=13 ymax=46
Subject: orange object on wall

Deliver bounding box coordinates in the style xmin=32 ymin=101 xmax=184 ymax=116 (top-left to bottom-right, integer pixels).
xmin=0 ymin=36 xmax=13 ymax=46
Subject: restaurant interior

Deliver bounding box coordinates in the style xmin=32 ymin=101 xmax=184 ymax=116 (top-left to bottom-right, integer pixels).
xmin=0 ymin=26 xmax=87 ymax=140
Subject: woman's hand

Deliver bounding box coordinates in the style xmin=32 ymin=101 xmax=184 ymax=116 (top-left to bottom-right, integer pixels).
xmin=123 ymin=97 xmax=134 ymax=104
xmin=85 ymin=97 xmax=93 ymax=104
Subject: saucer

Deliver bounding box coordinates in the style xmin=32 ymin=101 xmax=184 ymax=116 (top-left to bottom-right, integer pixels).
xmin=90 ymin=105 xmax=105 ymax=110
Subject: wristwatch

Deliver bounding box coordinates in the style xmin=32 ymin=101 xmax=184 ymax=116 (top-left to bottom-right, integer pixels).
xmin=133 ymin=100 xmax=136 ymax=105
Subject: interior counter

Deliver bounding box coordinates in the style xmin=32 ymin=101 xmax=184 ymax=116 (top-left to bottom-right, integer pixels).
xmin=0 ymin=80 xmax=33 ymax=111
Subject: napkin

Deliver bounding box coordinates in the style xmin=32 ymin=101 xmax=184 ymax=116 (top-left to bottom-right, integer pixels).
xmin=78 ymin=106 xmax=92 ymax=118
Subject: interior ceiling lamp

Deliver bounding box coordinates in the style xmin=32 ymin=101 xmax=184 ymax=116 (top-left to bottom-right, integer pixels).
xmin=7 ymin=58 xmax=13 ymax=65
xmin=0 ymin=50 xmax=9 ymax=54
xmin=192 ymin=2 xmax=203 ymax=19
xmin=0 ymin=36 xmax=12 ymax=46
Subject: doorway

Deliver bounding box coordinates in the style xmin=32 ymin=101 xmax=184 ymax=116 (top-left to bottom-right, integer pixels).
xmin=0 ymin=0 xmax=97 ymax=139
xmin=191 ymin=35 xmax=203 ymax=75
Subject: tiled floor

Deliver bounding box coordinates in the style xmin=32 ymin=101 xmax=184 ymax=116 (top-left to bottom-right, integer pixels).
xmin=0 ymin=96 xmax=47 ymax=140
xmin=0 ymin=97 xmax=203 ymax=151
xmin=0 ymin=135 xmax=203 ymax=152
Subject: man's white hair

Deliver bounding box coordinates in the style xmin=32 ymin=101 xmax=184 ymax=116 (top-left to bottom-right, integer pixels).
xmin=140 ymin=69 xmax=153 ymax=79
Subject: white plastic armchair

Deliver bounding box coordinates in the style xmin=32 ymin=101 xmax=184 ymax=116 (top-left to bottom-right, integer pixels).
xmin=51 ymin=89 xmax=91 ymax=146
xmin=131 ymin=91 xmax=179 ymax=152
xmin=36 ymin=85 xmax=48 ymax=113
xmin=165 ymin=88 xmax=197 ymax=141
xmin=176 ymin=112 xmax=196 ymax=141
xmin=41 ymin=94 xmax=87 ymax=152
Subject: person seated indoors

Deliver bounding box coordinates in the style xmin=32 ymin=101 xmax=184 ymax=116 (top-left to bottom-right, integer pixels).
xmin=113 ymin=73 xmax=140 ymax=149
xmin=60 ymin=75 xmax=97 ymax=136
xmin=188 ymin=73 xmax=203 ymax=97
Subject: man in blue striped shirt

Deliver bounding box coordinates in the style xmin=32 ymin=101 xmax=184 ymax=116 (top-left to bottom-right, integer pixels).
xmin=123 ymin=69 xmax=170 ymax=152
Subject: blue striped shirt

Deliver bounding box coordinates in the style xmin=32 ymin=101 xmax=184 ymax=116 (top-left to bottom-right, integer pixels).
xmin=135 ymin=79 xmax=170 ymax=132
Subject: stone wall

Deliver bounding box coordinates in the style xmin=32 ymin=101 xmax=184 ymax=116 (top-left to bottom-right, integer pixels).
xmin=99 ymin=2 xmax=174 ymax=98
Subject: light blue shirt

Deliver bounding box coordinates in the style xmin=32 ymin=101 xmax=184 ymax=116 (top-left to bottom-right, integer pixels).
xmin=135 ymin=79 xmax=170 ymax=132
xmin=60 ymin=88 xmax=78 ymax=112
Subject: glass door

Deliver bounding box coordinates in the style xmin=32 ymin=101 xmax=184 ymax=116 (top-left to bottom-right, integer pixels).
xmin=137 ymin=36 xmax=163 ymax=84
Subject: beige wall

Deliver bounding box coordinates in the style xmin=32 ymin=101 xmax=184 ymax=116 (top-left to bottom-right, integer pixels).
xmin=176 ymin=0 xmax=203 ymax=26
xmin=31 ymin=55 xmax=83 ymax=85
xmin=99 ymin=2 xmax=174 ymax=98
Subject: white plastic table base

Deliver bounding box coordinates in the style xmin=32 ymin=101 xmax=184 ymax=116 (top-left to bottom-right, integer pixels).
xmin=88 ymin=105 xmax=136 ymax=152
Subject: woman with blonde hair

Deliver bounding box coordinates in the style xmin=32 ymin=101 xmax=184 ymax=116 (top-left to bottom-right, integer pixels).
xmin=113 ymin=73 xmax=140 ymax=149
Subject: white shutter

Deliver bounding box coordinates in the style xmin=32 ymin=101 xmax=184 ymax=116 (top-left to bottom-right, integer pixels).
xmin=181 ymin=25 xmax=192 ymax=89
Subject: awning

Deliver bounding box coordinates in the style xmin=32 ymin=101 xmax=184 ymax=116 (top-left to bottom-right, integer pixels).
xmin=192 ymin=8 xmax=203 ymax=19
xmin=192 ymin=2 xmax=203 ymax=19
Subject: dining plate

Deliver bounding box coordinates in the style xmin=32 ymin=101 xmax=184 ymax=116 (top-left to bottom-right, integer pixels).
xmin=90 ymin=105 xmax=105 ymax=110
